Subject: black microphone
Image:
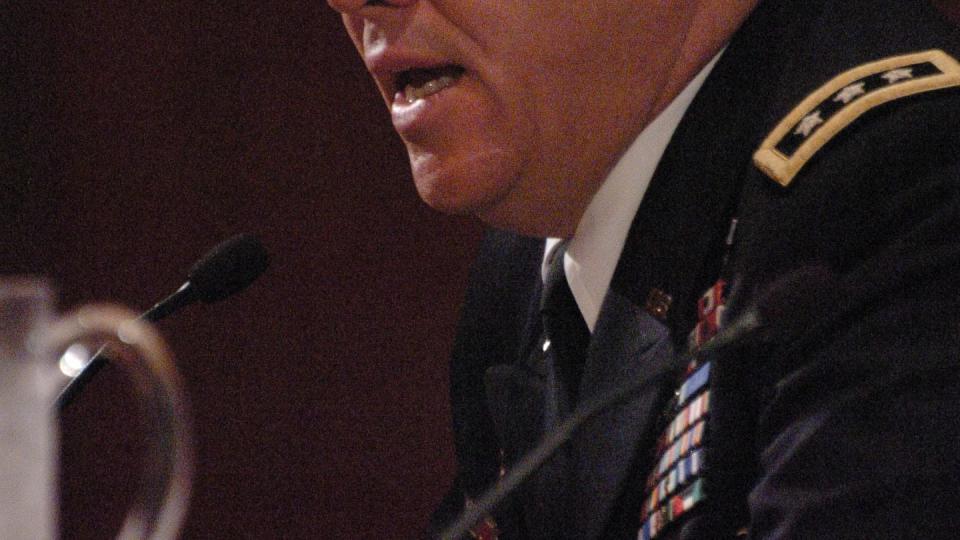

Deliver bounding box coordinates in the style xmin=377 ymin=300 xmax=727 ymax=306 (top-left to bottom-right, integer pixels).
xmin=55 ymin=234 xmax=270 ymax=411
xmin=693 ymin=264 xmax=837 ymax=351
xmin=438 ymin=265 xmax=838 ymax=540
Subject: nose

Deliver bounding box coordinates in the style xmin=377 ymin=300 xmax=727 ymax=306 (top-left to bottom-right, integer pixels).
xmin=327 ymin=0 xmax=417 ymax=14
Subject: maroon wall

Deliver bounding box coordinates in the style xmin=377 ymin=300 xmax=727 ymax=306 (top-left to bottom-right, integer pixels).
xmin=4 ymin=3 xmax=482 ymax=537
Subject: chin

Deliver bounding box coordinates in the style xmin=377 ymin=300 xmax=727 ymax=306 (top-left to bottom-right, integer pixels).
xmin=404 ymin=141 xmax=573 ymax=237
xmin=408 ymin=146 xmax=520 ymax=216
xmin=415 ymin=174 xmax=569 ymax=238
xmin=412 ymin=168 xmax=497 ymax=217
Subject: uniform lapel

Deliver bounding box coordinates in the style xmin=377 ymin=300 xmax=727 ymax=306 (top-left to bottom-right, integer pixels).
xmin=570 ymin=292 xmax=679 ymax=539
xmin=482 ymin=247 xmax=559 ymax=467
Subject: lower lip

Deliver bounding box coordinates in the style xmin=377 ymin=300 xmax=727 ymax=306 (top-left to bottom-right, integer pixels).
xmin=390 ymin=79 xmax=464 ymax=137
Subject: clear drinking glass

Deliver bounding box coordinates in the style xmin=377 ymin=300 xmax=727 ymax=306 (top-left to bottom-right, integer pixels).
xmin=0 ymin=278 xmax=192 ymax=539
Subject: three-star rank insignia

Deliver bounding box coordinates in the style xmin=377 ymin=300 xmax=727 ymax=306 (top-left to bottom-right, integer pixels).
xmin=753 ymin=49 xmax=960 ymax=187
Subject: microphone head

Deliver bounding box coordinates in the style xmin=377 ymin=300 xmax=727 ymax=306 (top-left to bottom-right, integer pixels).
xmin=188 ymin=234 xmax=270 ymax=303
xmin=703 ymin=265 xmax=839 ymax=353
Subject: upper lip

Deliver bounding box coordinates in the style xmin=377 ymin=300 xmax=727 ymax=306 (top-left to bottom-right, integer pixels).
xmin=365 ymin=47 xmax=463 ymax=99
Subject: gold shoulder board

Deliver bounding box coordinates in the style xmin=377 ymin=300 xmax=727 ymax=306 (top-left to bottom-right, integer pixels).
xmin=753 ymin=49 xmax=960 ymax=187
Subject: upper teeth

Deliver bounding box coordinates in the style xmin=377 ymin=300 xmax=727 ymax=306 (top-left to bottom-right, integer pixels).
xmin=402 ymin=75 xmax=457 ymax=104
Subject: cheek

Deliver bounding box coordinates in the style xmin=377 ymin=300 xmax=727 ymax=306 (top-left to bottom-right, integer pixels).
xmin=477 ymin=24 xmax=576 ymax=159
xmin=341 ymin=14 xmax=365 ymax=52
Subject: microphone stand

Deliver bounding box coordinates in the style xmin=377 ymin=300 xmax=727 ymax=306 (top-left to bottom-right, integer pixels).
xmin=438 ymin=369 xmax=674 ymax=540
xmin=53 ymin=283 xmax=199 ymax=412
xmin=53 ymin=233 xmax=269 ymax=412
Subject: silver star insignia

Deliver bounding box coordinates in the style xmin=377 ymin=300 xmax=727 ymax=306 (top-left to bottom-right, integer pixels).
xmin=833 ymin=82 xmax=867 ymax=104
xmin=881 ymin=68 xmax=914 ymax=84
xmin=794 ymin=111 xmax=824 ymax=138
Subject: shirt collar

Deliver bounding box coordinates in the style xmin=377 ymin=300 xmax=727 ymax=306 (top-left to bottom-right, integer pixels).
xmin=543 ymin=51 xmax=723 ymax=332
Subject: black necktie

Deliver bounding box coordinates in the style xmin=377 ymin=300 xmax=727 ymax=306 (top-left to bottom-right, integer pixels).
xmin=540 ymin=242 xmax=591 ymax=402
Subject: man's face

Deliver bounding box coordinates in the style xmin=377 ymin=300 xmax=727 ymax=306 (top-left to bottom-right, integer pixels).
xmin=330 ymin=0 xmax=695 ymax=236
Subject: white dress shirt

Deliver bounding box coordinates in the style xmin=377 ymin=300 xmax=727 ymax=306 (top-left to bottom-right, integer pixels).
xmin=543 ymin=53 xmax=723 ymax=332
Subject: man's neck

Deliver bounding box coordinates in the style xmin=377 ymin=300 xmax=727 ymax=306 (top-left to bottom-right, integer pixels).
xmin=544 ymin=51 xmax=724 ymax=331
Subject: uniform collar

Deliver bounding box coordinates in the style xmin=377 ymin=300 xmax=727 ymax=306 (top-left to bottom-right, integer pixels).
xmin=544 ymin=51 xmax=724 ymax=331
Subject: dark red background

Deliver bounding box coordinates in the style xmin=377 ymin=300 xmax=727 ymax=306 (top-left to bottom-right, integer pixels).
xmin=9 ymin=2 xmax=960 ymax=539
xmin=4 ymin=3 xmax=482 ymax=538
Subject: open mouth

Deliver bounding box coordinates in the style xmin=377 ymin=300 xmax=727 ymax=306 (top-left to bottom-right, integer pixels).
xmin=394 ymin=65 xmax=466 ymax=105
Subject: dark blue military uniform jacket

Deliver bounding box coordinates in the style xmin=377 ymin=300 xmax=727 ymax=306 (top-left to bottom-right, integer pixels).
xmin=431 ymin=0 xmax=960 ymax=538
